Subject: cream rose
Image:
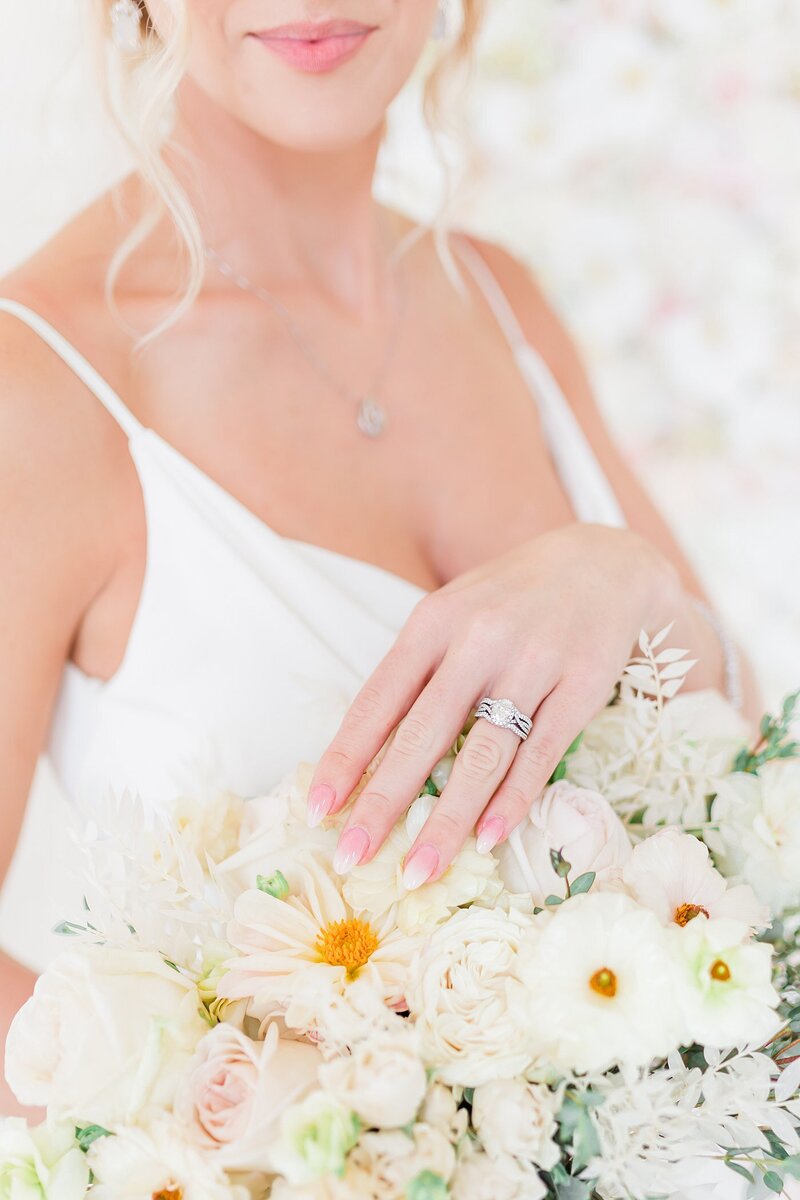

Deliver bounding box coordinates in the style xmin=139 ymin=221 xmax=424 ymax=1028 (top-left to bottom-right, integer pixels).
xmin=708 ymin=760 xmax=800 ymax=915
xmin=407 ymin=906 xmax=535 ymax=1087
xmin=174 ymin=1021 xmax=323 ymax=1172
xmin=471 ymin=1079 xmax=560 ymax=1168
xmin=319 ymin=1034 xmax=427 ymax=1129
xmin=4 ymin=946 xmax=208 ymax=1127
xmin=496 ymin=781 xmax=631 ymax=904
xmin=344 ymin=1124 xmax=455 ymax=1200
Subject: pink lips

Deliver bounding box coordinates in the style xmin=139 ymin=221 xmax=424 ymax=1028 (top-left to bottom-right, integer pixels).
xmin=252 ymin=19 xmax=376 ymax=74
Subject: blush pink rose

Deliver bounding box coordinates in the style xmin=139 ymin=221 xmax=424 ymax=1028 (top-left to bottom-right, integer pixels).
xmin=174 ymin=1020 xmax=322 ymax=1172
xmin=496 ymin=781 xmax=632 ymax=905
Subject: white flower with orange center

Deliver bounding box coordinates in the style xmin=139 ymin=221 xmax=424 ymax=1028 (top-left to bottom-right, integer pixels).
xmin=519 ymin=891 xmax=684 ymax=1074
xmin=668 ymin=915 xmax=781 ymax=1049
xmin=621 ymin=828 xmax=768 ymax=931
xmin=218 ymin=852 xmax=419 ymax=1037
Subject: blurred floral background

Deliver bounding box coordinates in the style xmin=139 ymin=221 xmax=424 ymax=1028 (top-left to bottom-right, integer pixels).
xmin=1 ymin=0 xmax=798 ymax=966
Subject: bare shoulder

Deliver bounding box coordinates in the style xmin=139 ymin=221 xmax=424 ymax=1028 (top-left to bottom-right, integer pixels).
xmin=458 ymin=232 xmax=602 ymax=427
xmin=0 ymin=199 xmax=135 ymax=639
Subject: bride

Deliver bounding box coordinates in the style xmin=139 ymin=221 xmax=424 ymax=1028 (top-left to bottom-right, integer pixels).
xmin=0 ymin=0 xmax=753 ymax=1114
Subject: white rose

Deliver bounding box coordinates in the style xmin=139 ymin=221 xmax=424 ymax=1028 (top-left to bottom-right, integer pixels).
xmin=451 ymin=1145 xmax=546 ymax=1200
xmin=0 ymin=1120 xmax=89 ymax=1200
xmin=5 ymin=947 xmax=207 ymax=1127
xmin=87 ymin=1120 xmax=248 ymax=1200
xmin=174 ymin=1021 xmax=322 ymax=1171
xmin=319 ymin=1034 xmax=427 ymax=1129
xmin=497 ymin=781 xmax=631 ymax=904
xmin=709 ymin=760 xmax=800 ymax=915
xmin=669 ymin=916 xmax=781 ymax=1049
xmin=622 ymin=828 xmax=769 ymax=930
xmin=471 ymin=1079 xmax=559 ymax=1169
xmin=519 ymin=892 xmax=683 ymax=1074
xmin=407 ymin=906 xmax=535 ymax=1087
xmin=419 ymin=1085 xmax=469 ymax=1143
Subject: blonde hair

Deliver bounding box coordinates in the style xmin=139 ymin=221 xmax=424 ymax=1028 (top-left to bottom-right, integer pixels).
xmin=96 ymin=0 xmax=485 ymax=341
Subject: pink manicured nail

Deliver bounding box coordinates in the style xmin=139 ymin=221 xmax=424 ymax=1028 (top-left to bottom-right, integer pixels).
xmin=402 ymin=844 xmax=440 ymax=891
xmin=476 ymin=817 xmax=505 ymax=855
xmin=307 ymin=784 xmax=336 ymax=828
xmin=333 ymin=827 xmax=370 ymax=875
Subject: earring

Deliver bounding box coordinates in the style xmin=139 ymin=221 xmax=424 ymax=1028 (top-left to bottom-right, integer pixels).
xmin=111 ymin=0 xmax=143 ymax=53
xmin=432 ymin=0 xmax=450 ymax=41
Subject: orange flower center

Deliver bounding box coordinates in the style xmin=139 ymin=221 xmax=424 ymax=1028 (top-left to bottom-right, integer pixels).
xmin=152 ymin=1188 xmax=183 ymax=1200
xmin=316 ymin=918 xmax=380 ymax=977
xmin=674 ymin=902 xmax=709 ymax=926
xmin=589 ymin=967 xmax=617 ymax=998
xmin=709 ymin=958 xmax=732 ymax=982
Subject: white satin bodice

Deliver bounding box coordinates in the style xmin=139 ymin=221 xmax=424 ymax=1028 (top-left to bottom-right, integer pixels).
xmin=0 ymin=236 xmax=626 ymax=817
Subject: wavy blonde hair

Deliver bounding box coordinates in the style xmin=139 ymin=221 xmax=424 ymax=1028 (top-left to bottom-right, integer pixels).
xmin=95 ymin=0 xmax=484 ymax=340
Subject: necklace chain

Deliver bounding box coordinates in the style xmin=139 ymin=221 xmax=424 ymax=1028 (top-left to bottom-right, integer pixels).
xmin=204 ymin=242 xmax=406 ymax=439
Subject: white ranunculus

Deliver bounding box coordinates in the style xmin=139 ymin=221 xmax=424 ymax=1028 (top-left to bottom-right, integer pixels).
xmin=497 ymin=781 xmax=632 ymax=903
xmin=319 ymin=1033 xmax=427 ymax=1130
xmin=450 ymin=1144 xmax=546 ymax=1200
xmin=4 ymin=946 xmax=208 ymax=1127
xmin=173 ymin=1021 xmax=322 ymax=1172
xmin=708 ymin=760 xmax=800 ymax=915
xmin=669 ymin=916 xmax=781 ymax=1049
xmin=87 ymin=1120 xmax=248 ymax=1200
xmin=0 ymin=1120 xmax=89 ymax=1200
xmin=343 ymin=795 xmax=501 ymax=935
xmin=471 ymin=1079 xmax=560 ymax=1169
xmin=622 ymin=828 xmax=769 ymax=930
xmin=172 ymin=791 xmax=245 ymax=867
xmin=407 ymin=906 xmax=536 ymax=1087
xmin=519 ymin=892 xmax=683 ymax=1074
xmin=419 ymin=1085 xmax=469 ymax=1143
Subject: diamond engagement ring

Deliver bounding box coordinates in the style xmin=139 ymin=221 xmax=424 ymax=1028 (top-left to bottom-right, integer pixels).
xmin=475 ymin=696 xmax=533 ymax=741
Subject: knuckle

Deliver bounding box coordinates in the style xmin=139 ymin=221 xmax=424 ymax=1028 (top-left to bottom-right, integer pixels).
xmin=393 ymin=715 xmax=437 ymax=758
xmin=497 ymin=782 xmax=534 ymax=818
xmin=322 ymin=747 xmax=360 ymax=776
xmin=458 ymin=735 xmax=504 ymax=782
xmin=407 ymin=593 xmax=445 ymax=638
xmin=426 ymin=807 xmax=464 ymax=843
xmin=521 ymin=736 xmax=559 ymax=779
xmin=349 ymin=684 xmax=385 ymax=723
xmin=466 ymin=610 xmax=510 ymax=651
xmin=356 ymin=790 xmax=398 ymax=821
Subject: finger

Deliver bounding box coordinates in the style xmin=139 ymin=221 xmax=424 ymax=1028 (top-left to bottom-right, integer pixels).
xmin=333 ymin=654 xmax=479 ymax=873
xmin=474 ymin=681 xmax=598 ymax=853
xmin=308 ymin=603 xmax=444 ymax=826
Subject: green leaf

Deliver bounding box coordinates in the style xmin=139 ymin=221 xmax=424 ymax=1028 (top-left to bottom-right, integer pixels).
xmin=53 ymin=921 xmax=87 ymax=937
xmin=544 ymin=895 xmax=564 ymax=906
xmin=422 ymin=778 xmax=439 ymax=796
xmin=550 ymin=847 xmax=572 ymax=879
xmin=764 ymin=1129 xmax=789 ymax=1160
xmin=781 ymin=1154 xmax=800 ymax=1179
xmin=763 ymin=1170 xmax=784 ymax=1193
xmin=725 ymin=1162 xmax=755 ymax=1183
xmin=549 ymin=761 xmax=567 ymax=784
xmin=75 ymin=1125 xmax=112 ymax=1153
xmin=569 ymin=872 xmax=596 ymax=896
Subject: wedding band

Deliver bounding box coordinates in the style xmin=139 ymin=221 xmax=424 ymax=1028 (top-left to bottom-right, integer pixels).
xmin=475 ymin=696 xmax=533 ymax=741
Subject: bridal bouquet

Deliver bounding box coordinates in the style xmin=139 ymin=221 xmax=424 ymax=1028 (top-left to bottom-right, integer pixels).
xmin=3 ymin=632 xmax=800 ymax=1200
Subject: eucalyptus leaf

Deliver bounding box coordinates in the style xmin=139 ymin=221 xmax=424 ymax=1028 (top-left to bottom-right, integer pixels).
xmin=569 ymin=872 xmax=596 ymax=896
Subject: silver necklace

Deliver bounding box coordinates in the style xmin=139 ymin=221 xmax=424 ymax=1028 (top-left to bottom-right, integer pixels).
xmin=204 ymin=243 xmax=406 ymax=439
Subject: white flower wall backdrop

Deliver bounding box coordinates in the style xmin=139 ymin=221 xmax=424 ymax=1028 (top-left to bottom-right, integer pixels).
xmin=0 ymin=0 xmax=798 ymax=967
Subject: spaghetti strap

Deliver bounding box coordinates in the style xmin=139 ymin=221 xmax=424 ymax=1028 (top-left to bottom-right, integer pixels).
xmin=0 ymin=298 xmax=144 ymax=440
xmin=454 ymin=234 xmax=530 ymax=353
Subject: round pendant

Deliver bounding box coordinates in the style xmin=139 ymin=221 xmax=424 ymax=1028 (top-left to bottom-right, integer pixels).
xmin=357 ymin=396 xmax=387 ymax=438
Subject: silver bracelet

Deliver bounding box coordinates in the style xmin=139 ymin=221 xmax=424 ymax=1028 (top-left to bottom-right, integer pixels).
xmin=689 ymin=597 xmax=744 ymax=712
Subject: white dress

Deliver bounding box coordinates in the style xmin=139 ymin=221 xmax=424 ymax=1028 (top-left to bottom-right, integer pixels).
xmin=0 ymin=235 xmax=625 ymax=966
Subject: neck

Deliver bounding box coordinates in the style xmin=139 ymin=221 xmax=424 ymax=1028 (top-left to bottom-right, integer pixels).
xmin=166 ymin=78 xmax=399 ymax=313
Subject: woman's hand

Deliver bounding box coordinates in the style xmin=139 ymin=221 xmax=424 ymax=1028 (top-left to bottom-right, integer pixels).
xmin=308 ymin=524 xmax=683 ymax=888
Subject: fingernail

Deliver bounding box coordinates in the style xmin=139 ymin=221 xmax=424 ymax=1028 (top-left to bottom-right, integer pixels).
xmin=476 ymin=817 xmax=505 ymax=855
xmin=308 ymin=784 xmax=336 ymax=828
xmin=402 ymin=844 xmax=440 ymax=891
xmin=333 ymin=826 xmax=370 ymax=875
